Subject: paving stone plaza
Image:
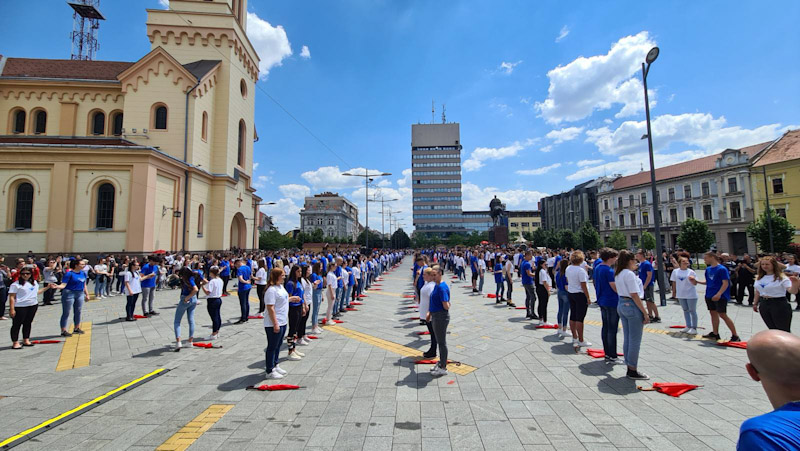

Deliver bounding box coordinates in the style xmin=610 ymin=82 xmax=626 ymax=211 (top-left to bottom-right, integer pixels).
xmin=0 ymin=259 xmax=785 ymax=450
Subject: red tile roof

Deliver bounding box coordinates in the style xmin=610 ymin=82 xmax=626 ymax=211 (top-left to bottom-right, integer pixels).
xmin=0 ymin=136 xmax=140 ymax=146
xmin=0 ymin=57 xmax=134 ymax=81
xmin=612 ymin=142 xmax=771 ymax=190
xmin=752 ymin=130 xmax=800 ymax=167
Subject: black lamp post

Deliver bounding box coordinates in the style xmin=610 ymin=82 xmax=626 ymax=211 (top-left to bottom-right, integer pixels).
xmin=342 ymin=170 xmax=391 ymax=250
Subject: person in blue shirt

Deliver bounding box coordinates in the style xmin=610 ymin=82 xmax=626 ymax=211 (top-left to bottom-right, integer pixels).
xmin=554 ymin=259 xmax=570 ymax=337
xmin=738 ymin=330 xmax=800 ymax=450
xmin=139 ymin=255 xmax=160 ymax=317
xmin=219 ymin=258 xmax=231 ymax=295
xmin=333 ymin=258 xmax=344 ymax=317
xmin=52 ymin=259 xmax=90 ymax=337
xmin=470 ymin=255 xmax=479 ymax=293
xmin=595 ymin=248 xmax=621 ymax=362
xmin=695 ymin=251 xmax=740 ymax=342
xmin=520 ymin=251 xmax=538 ymax=320
xmin=174 ymin=267 xmax=200 ymax=350
xmin=493 ymin=258 xmax=504 ymax=303
xmin=635 ymin=250 xmax=661 ymax=323
xmin=234 ymin=259 xmax=252 ymax=324
xmin=427 ymin=266 xmax=451 ymax=377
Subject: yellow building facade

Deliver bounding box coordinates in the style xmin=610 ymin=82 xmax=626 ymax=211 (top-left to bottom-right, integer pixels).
xmin=0 ymin=0 xmax=262 ymax=254
xmin=751 ymin=129 xmax=800 ymax=245
xmin=508 ymin=210 xmax=541 ymax=238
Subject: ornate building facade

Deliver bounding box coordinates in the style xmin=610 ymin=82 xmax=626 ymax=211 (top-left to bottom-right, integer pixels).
xmin=0 ymin=0 xmax=262 ymax=254
xmin=299 ymin=192 xmax=359 ymax=241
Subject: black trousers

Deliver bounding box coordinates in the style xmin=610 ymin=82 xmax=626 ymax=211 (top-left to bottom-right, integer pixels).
xmin=425 ymin=320 xmax=438 ymax=354
xmin=536 ymin=285 xmax=550 ymax=323
xmin=524 ymin=284 xmax=537 ymax=317
xmin=760 ymin=297 xmax=792 ymax=332
xmin=43 ymin=287 xmax=56 ymax=304
xmin=125 ymin=294 xmax=139 ymax=319
xmin=0 ymin=287 xmax=7 ymax=317
xmin=222 ymin=275 xmax=230 ymax=293
xmin=11 ymin=305 xmax=38 ymax=342
xmin=287 ymin=304 xmax=303 ymax=348
xmin=256 ymin=284 xmax=267 ymax=314
xmin=737 ymin=282 xmax=754 ymax=304
xmin=506 ymin=278 xmax=513 ymax=300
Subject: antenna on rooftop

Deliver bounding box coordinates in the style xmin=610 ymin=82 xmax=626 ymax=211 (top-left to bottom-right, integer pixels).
xmin=431 ymin=100 xmax=435 ymax=124
xmin=640 ymin=162 xmax=644 ymax=172
xmin=442 ymin=104 xmax=446 ymax=123
xmin=68 ymin=0 xmax=105 ymax=60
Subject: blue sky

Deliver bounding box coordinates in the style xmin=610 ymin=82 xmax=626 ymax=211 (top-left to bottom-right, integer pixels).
xmin=3 ymin=1 xmax=799 ymax=232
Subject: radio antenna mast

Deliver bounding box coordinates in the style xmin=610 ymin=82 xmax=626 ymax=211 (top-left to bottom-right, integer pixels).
xmin=431 ymin=100 xmax=435 ymax=124
xmin=68 ymin=1 xmax=105 ymax=60
xmin=441 ymin=104 xmax=446 ymax=123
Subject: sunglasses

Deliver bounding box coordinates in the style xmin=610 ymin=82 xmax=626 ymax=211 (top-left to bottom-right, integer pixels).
xmin=20 ymin=272 xmax=32 ymax=276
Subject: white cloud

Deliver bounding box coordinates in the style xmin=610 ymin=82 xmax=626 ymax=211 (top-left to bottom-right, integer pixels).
xmin=260 ymin=198 xmax=301 ymax=232
xmin=539 ymin=145 xmax=553 ymax=153
xmin=576 ymin=159 xmax=604 ymax=167
xmin=585 ymin=113 xmax=795 ymax=156
xmin=377 ymin=179 xmax=392 ymax=187
xmin=535 ymin=31 xmax=656 ymax=124
xmin=565 ymin=149 xmax=712 ymax=182
xmin=246 ymin=12 xmax=293 ymax=79
xmin=159 ymin=0 xmax=169 ymax=7
xmin=462 ymin=182 xmax=548 ymax=211
xmin=253 ymin=162 xmax=259 ymax=171
xmin=301 ymin=166 xmax=389 ymax=190
xmin=515 ymin=163 xmax=562 ymax=176
xmin=546 ymin=126 xmax=584 ymax=144
xmin=300 ymin=45 xmax=311 ymax=59
xmin=253 ymin=175 xmax=271 ymax=188
xmin=463 ymin=138 xmax=537 ymax=171
xmin=520 ymin=97 xmax=531 ymax=105
xmin=397 ymin=168 xmax=412 ymax=187
xmin=278 ymin=183 xmax=311 ymax=200
xmin=498 ymin=60 xmax=522 ymax=75
xmin=555 ymin=25 xmax=570 ymax=43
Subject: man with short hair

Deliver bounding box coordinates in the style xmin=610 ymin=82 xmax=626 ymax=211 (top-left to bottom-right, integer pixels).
xmin=738 ymin=330 xmax=800 ymax=449
xmin=521 ymin=251 xmax=538 ymax=320
xmin=636 ymin=250 xmax=661 ymax=323
xmin=140 ymin=256 xmax=160 ymax=317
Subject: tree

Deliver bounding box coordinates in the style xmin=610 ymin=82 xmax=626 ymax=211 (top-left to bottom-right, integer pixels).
xmin=531 ymin=228 xmax=548 ymax=248
xmin=309 ymin=228 xmax=324 ymax=242
xmin=447 ymin=233 xmax=465 ymax=247
xmin=509 ymin=231 xmax=520 ymax=241
xmin=464 ymin=231 xmax=488 ymax=247
xmin=391 ymin=228 xmax=411 ymax=248
xmin=259 ymin=230 xmax=295 ymax=250
xmin=677 ymin=218 xmax=715 ymax=268
xmin=522 ymin=231 xmax=535 ymax=242
xmin=357 ymin=229 xmax=383 ymax=248
xmin=640 ymin=231 xmax=657 ymax=252
xmin=606 ymin=230 xmax=627 ymax=251
xmin=545 ymin=229 xmax=560 ymax=249
xmin=747 ymin=208 xmax=796 ymax=253
xmin=559 ymin=229 xmax=578 ymax=249
xmin=577 ymin=221 xmax=602 ymax=251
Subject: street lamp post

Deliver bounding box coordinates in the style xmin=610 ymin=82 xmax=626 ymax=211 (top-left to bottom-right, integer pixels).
xmin=252 ymin=201 xmax=276 ymax=249
xmin=342 ymin=170 xmax=391 ymax=251
xmin=642 ymin=46 xmax=667 ymax=307
xmin=368 ymin=194 xmax=398 ymax=249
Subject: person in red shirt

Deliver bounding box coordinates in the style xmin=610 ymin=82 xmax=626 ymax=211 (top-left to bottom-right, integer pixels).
xmin=10 ymin=258 xmax=40 ymax=283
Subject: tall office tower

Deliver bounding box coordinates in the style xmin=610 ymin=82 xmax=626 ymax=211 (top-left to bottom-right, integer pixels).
xmin=411 ymin=123 xmax=463 ymax=237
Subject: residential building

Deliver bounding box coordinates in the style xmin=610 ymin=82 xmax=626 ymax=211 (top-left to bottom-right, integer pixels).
xmin=411 ymin=122 xmax=463 ymax=237
xmin=596 ymin=142 xmax=771 ymax=254
xmin=258 ymin=212 xmax=274 ymax=232
xmin=0 ymin=0 xmax=261 ymax=253
xmin=541 ymin=177 xmax=612 ymax=231
xmin=509 ymin=210 xmax=541 ymax=237
xmin=299 ymin=192 xmax=359 ymax=241
xmin=750 ymin=129 xmax=800 ymax=246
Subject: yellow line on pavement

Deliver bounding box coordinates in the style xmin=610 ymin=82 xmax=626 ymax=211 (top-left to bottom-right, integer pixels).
xmin=323 ymin=324 xmax=477 ymax=376
xmin=584 ymin=319 xmax=704 ymax=339
xmin=156 ymin=404 xmax=234 ymax=451
xmin=56 ymin=322 xmax=92 ymax=372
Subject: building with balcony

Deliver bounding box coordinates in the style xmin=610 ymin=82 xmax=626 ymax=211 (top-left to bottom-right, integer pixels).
xmin=596 ymin=141 xmax=771 ymax=254
xmin=541 ymin=177 xmax=613 ymax=232
xmin=299 ymin=192 xmax=359 ymax=241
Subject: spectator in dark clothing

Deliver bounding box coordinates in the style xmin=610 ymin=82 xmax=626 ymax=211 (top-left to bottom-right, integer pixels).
xmin=736 ymin=255 xmax=757 ymax=305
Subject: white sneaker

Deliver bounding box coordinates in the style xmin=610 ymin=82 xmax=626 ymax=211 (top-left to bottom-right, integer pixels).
xmin=680 ymin=327 xmax=690 ymax=333
xmin=303 ymin=337 xmax=312 ymax=345
xmin=287 ymin=353 xmax=302 ymax=361
xmin=687 ymin=328 xmax=697 ymax=335
xmin=537 ymin=320 xmax=544 ymax=326
xmin=296 ymin=338 xmax=309 ymax=346
xmin=579 ymin=341 xmax=592 ymax=347
xmin=175 ymin=341 xmax=182 ymax=349
xmin=210 ymin=334 xmax=218 ymax=340
xmin=274 ymin=366 xmax=288 ymax=375
xmin=294 ymin=350 xmax=305 ymax=357
xmin=431 ymin=367 xmax=448 ymax=377
xmin=312 ymin=327 xmax=323 ymax=334
xmin=266 ymin=370 xmax=284 ymax=379
xmin=572 ymin=338 xmax=578 ymax=345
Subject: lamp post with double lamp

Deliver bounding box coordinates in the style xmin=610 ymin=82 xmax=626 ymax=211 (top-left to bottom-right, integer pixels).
xmin=641 ymin=46 xmax=667 ymax=306
xmin=342 ymin=170 xmax=391 ymax=251
xmin=368 ymin=194 xmax=398 ymax=249
xmin=252 ymin=202 xmax=276 ymax=249
xmin=388 ymin=210 xmax=403 ymax=245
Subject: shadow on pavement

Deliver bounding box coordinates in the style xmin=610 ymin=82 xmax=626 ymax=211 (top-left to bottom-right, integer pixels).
xmin=218 ymin=372 xmax=266 ymax=391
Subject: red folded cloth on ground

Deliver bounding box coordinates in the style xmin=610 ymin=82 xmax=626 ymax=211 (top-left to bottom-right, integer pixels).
xmin=376 ymin=278 xmax=384 ymax=281
xmin=417 ymin=331 xmax=430 ymax=335
xmin=515 ymin=306 xmax=527 ymax=310
xmin=487 ymin=294 xmax=497 ymax=298
xmin=321 ymin=318 xmax=328 ymax=324
xmin=535 ymin=324 xmax=559 ymax=329
xmin=31 ymin=340 xmax=61 ymax=344
xmin=586 ymin=349 xmax=623 ymax=358
xmin=333 ymin=320 xmax=343 ymax=323
xmin=373 ymin=284 xmax=383 ymax=287
xmin=221 ymin=293 xmax=229 ymax=297
xmin=451 ymin=276 xmax=459 ymax=279
xmin=414 ymin=359 xmax=455 ymax=364
xmin=248 ymin=315 xmax=263 ymax=319
xmin=718 ymin=341 xmax=747 ymax=349
xmin=345 ymin=308 xmax=359 ymax=311
xmin=642 ymin=382 xmax=700 ymax=398
xmin=350 ymin=302 xmax=363 ymax=305
xmin=192 ymin=342 xmax=220 ymax=348
xmin=133 ymin=314 xmax=148 ymax=319
xmin=248 ymin=384 xmax=301 ymax=391
xmin=669 ymin=325 xmax=686 ymax=329
xmin=306 ymin=335 xmax=319 ymax=339
xmin=358 ymin=295 xmax=367 ymax=298
xmin=371 ymin=288 xmax=382 ymax=291
xmin=409 ymin=316 xmax=420 ymax=320
xmin=406 ymin=305 xmax=419 ymax=308
xmin=403 ymin=295 xmax=415 ymax=298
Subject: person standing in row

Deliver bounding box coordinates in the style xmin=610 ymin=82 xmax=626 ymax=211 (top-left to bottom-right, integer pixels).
xmin=420 ymin=267 xmax=437 ymax=358
xmin=503 ymin=252 xmax=515 ymax=307
xmin=595 ymin=248 xmax=620 ymax=362
xmin=753 ymin=256 xmax=800 ymax=333
xmin=615 ymin=250 xmax=649 ymax=380
xmin=93 ymin=257 xmax=109 ymax=300
xmin=264 ymin=268 xmax=291 ymax=379
xmin=235 ymin=259 xmax=252 ymax=325
xmin=42 ymin=258 xmax=58 ymax=306
xmin=325 ymin=262 xmax=338 ymax=324
xmin=427 ymin=266 xmax=451 ymax=377
xmin=140 ymin=256 xmax=159 ymax=317
xmin=535 ymin=259 xmax=552 ymax=325
xmin=521 ymin=251 xmax=538 ymax=320
xmin=174 ymin=267 xmax=200 ymax=350
xmin=202 ymin=267 xmax=223 ymax=340
xmin=493 ymin=257 xmax=505 ymax=303
xmin=555 ymin=259 xmax=570 ymax=338
xmin=8 ymin=268 xmax=50 ymax=349
xmin=636 ymin=251 xmax=661 ymax=323
xmin=284 ymin=265 xmax=305 ymax=361
xmin=298 ymin=265 xmax=313 ymax=345
xmin=53 ymin=259 xmax=89 ymax=337
xmin=565 ymin=251 xmax=592 ymax=348
xmin=670 ymin=257 xmax=699 ymax=334
xmin=254 ymin=260 xmax=268 ymax=319
xmin=696 ymin=252 xmax=740 ymax=342
xmin=123 ymin=260 xmax=142 ymax=322
xmin=219 ymin=257 xmax=231 ymax=295
xmin=736 ymin=255 xmax=757 ymax=306
xmin=782 ymin=254 xmax=800 ymax=311
xmin=310 ymin=262 xmax=324 ymax=334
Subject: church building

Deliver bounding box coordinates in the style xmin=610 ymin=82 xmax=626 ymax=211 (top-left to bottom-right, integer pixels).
xmin=0 ymin=0 xmax=262 ymax=254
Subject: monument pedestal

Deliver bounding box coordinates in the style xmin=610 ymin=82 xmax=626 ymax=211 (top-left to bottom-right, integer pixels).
xmin=489 ymin=226 xmax=509 ymax=245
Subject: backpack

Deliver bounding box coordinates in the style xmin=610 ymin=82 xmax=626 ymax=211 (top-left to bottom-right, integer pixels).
xmin=88 ymin=267 xmax=96 ymax=280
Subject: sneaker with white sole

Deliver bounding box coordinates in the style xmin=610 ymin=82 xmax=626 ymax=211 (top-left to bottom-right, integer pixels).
xmin=274 ymin=366 xmax=288 ymax=375
xmin=266 ymin=369 xmax=284 ymax=379
xmin=572 ymin=338 xmax=579 ymax=345
xmin=431 ymin=367 xmax=448 ymax=377
xmin=579 ymin=341 xmax=592 ymax=347
xmin=687 ymin=328 xmax=697 ymax=335
xmin=287 ymin=353 xmax=302 ymax=361
xmin=312 ymin=327 xmax=323 ymax=334
xmin=296 ymin=338 xmax=309 ymax=346
xmin=174 ymin=341 xmax=182 ymax=349
xmin=303 ymin=337 xmax=312 ymax=345
xmin=680 ymin=327 xmax=690 ymax=333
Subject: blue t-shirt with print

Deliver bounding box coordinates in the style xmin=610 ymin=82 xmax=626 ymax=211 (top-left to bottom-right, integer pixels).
xmin=237 ymin=265 xmax=252 ymax=291
xmin=738 ymin=402 xmax=800 ymax=451
xmin=63 ymin=270 xmax=86 ymax=291
xmin=520 ymin=260 xmax=534 ymax=285
xmin=705 ymin=264 xmax=731 ymax=300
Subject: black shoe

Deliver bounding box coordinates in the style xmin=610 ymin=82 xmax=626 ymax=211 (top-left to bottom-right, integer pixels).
xmin=149 ymin=311 xmax=159 ymax=316
xmin=423 ymin=350 xmax=437 ymax=358
xmin=61 ymin=331 xmax=72 ymax=337
xmin=651 ymin=317 xmax=661 ymax=323
xmin=530 ymin=314 xmax=540 ymax=320
xmin=507 ymin=303 xmax=516 ymax=308
xmin=126 ymin=318 xmax=136 ymax=322
xmin=730 ymin=335 xmax=741 ymax=342
xmin=43 ymin=302 xmax=53 ymax=305
xmin=702 ymin=332 xmax=721 ymax=340
xmin=626 ymin=370 xmax=649 ymax=380
xmin=234 ymin=320 xmax=245 ymax=325
xmin=73 ymin=328 xmax=85 ymax=334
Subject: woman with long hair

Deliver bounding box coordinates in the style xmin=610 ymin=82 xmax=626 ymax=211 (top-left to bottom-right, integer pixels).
xmin=783 ymin=253 xmax=800 ymax=311
xmin=753 ymin=255 xmax=800 ymax=332
xmin=325 ymin=262 xmax=338 ymax=324
xmin=555 ymin=259 xmax=570 ymax=338
xmin=565 ymin=251 xmax=592 ymax=348
xmin=310 ymin=261 xmax=324 ymax=334
xmin=52 ymin=259 xmax=90 ymax=337
xmin=615 ymin=250 xmax=650 ymax=380
xmin=670 ymin=257 xmax=699 ymax=334
xmin=595 ymin=248 xmax=620 ymax=363
xmin=284 ymin=265 xmax=305 ymax=361
xmin=8 ymin=268 xmax=50 ymax=349
xmin=202 ymin=266 xmax=223 ymax=340
xmin=254 ymin=260 xmax=268 ymax=319
xmin=123 ymin=260 xmax=142 ymax=322
xmin=264 ymin=268 xmax=296 ymax=379
xmin=298 ymin=265 xmax=313 ymax=345
xmin=535 ymin=258 xmax=552 ymax=325
xmin=174 ymin=267 xmax=200 ymax=350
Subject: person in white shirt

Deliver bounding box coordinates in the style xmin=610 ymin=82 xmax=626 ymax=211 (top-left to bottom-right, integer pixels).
xmin=123 ymin=260 xmax=143 ymax=321
xmin=753 ymin=255 xmax=800 ymax=333
xmin=503 ymin=253 xmax=516 ymax=306
xmin=202 ymin=267 xmax=224 ymax=339
xmin=264 ymin=268 xmax=297 ymax=379
xmin=254 ymin=260 xmax=269 ymax=319
xmin=783 ymin=254 xmax=800 ymax=311
xmin=614 ymin=250 xmax=650 ymax=380
xmin=297 ymin=265 xmax=314 ymax=345
xmin=325 ymin=263 xmax=338 ymax=324
xmin=565 ymin=251 xmax=592 ymax=347
xmin=670 ymin=257 xmax=699 ymax=334
xmin=477 ymin=258 xmax=486 ymax=294
xmin=536 ymin=259 xmax=553 ymax=325
xmin=93 ymin=258 xmax=110 ymax=300
xmin=419 ymin=268 xmax=438 ymax=359
xmin=8 ymin=269 xmax=50 ymax=349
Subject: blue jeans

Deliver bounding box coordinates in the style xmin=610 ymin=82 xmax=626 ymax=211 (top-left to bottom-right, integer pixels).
xmin=335 ymin=286 xmax=345 ymax=313
xmin=207 ymin=297 xmax=222 ymax=333
xmin=343 ymin=285 xmax=352 ymax=308
xmin=174 ymin=296 xmax=197 ymax=339
xmin=618 ymin=297 xmax=644 ymax=368
xmin=238 ymin=289 xmax=251 ymax=321
xmin=678 ymin=298 xmax=698 ymax=329
xmin=311 ymin=288 xmax=323 ymax=326
xmin=600 ymin=305 xmax=620 ymax=359
xmin=61 ymin=289 xmax=85 ymax=329
xmin=557 ymin=290 xmax=570 ymax=327
xmin=94 ymin=278 xmax=105 ymax=298
xmin=265 ymin=325 xmax=287 ymax=372
xmin=478 ymin=275 xmax=484 ymax=293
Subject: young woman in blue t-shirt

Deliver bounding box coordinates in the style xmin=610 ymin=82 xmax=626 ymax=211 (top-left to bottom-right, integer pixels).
xmin=174 ymin=267 xmax=200 ymax=350
xmin=284 ymin=265 xmax=305 ymax=361
xmin=52 ymin=259 xmax=90 ymax=337
xmin=493 ymin=258 xmax=504 ymax=303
